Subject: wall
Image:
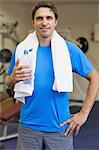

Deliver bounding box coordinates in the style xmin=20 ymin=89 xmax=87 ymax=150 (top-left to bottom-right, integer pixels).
xmin=0 ymin=1 xmax=99 ymax=99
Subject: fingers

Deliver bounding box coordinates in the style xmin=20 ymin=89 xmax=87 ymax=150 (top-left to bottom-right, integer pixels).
xmin=12 ymin=59 xmax=32 ymax=83
xmin=15 ymin=66 xmax=32 ymax=74
xmin=60 ymin=112 xmax=87 ymax=137
xmin=15 ymin=72 xmax=32 ymax=81
xmin=60 ymin=113 xmax=83 ymax=136
xmin=15 ymin=59 xmax=30 ymax=70
xmin=64 ymin=123 xmax=76 ymax=136
xmin=15 ymin=59 xmax=20 ymax=67
xmin=64 ymin=123 xmax=81 ymax=136
xmin=60 ymin=118 xmax=71 ymax=127
xmin=76 ymin=124 xmax=81 ymax=135
xmin=60 ymin=118 xmax=77 ymax=136
xmin=62 ymin=118 xmax=79 ymax=136
xmin=15 ymin=67 xmax=32 ymax=81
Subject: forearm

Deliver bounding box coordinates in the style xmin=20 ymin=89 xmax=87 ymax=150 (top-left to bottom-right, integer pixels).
xmin=61 ymin=69 xmax=99 ymax=136
xmin=5 ymin=74 xmax=16 ymax=88
xmin=80 ymin=69 xmax=99 ymax=117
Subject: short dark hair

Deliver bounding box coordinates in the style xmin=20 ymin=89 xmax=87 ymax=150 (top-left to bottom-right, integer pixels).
xmin=32 ymin=1 xmax=58 ymax=20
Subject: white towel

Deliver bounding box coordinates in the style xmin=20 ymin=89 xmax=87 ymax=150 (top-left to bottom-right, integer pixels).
xmin=14 ymin=30 xmax=73 ymax=103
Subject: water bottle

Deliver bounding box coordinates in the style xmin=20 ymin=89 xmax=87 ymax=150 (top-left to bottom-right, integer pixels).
xmin=19 ymin=50 xmax=32 ymax=84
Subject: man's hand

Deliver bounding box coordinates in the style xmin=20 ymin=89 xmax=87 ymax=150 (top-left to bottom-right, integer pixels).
xmin=10 ymin=59 xmax=32 ymax=84
xmin=6 ymin=59 xmax=32 ymax=88
xmin=60 ymin=110 xmax=88 ymax=136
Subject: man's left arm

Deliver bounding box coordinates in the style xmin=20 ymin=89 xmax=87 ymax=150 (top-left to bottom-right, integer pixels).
xmin=60 ymin=68 xmax=99 ymax=136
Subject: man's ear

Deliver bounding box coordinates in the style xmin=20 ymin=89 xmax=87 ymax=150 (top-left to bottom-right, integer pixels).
xmin=55 ymin=19 xmax=58 ymax=27
xmin=32 ymin=20 xmax=34 ymax=26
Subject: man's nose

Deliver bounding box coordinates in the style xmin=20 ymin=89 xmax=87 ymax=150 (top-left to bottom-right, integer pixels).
xmin=42 ymin=18 xmax=47 ymax=25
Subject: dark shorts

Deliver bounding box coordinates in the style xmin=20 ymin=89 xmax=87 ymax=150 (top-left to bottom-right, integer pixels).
xmin=16 ymin=125 xmax=74 ymax=150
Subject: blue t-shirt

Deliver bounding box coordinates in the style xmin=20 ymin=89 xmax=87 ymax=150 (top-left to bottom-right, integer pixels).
xmin=8 ymin=41 xmax=93 ymax=132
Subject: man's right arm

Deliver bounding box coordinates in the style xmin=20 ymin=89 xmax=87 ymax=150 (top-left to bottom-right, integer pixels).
xmin=5 ymin=74 xmax=16 ymax=88
xmin=5 ymin=59 xmax=32 ymax=88
xmin=5 ymin=60 xmax=20 ymax=88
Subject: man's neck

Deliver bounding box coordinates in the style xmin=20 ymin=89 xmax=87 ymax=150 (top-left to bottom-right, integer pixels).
xmin=39 ymin=39 xmax=51 ymax=46
xmin=36 ymin=33 xmax=51 ymax=46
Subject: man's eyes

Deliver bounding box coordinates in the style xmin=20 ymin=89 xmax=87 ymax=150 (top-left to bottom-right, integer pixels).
xmin=36 ymin=16 xmax=53 ymax=21
xmin=46 ymin=16 xmax=53 ymax=20
xmin=36 ymin=17 xmax=43 ymax=20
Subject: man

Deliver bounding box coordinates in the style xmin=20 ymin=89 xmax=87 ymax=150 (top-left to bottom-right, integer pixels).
xmin=6 ymin=1 xmax=99 ymax=150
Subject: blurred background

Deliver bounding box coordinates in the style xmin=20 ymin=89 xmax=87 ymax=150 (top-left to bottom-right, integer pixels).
xmin=0 ymin=0 xmax=99 ymax=150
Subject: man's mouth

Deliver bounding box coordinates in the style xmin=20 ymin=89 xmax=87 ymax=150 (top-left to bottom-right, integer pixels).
xmin=40 ymin=27 xmax=50 ymax=32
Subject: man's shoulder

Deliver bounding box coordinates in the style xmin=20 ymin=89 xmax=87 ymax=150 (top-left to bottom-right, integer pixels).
xmin=65 ymin=40 xmax=84 ymax=56
xmin=65 ymin=40 xmax=77 ymax=48
xmin=65 ymin=40 xmax=78 ymax=54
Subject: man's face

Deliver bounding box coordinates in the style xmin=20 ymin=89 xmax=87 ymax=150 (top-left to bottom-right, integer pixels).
xmin=32 ymin=7 xmax=58 ymax=39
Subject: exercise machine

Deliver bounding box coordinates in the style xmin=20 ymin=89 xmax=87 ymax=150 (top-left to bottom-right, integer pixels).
xmin=0 ymin=16 xmax=20 ymax=144
xmin=60 ymin=27 xmax=89 ymax=54
xmin=0 ymin=15 xmax=19 ymax=91
xmin=0 ymin=15 xmax=19 ymax=49
xmin=0 ymin=49 xmax=20 ymax=142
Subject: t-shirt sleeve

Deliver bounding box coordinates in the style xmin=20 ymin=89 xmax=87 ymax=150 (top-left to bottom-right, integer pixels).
xmin=66 ymin=41 xmax=94 ymax=77
xmin=7 ymin=48 xmax=16 ymax=75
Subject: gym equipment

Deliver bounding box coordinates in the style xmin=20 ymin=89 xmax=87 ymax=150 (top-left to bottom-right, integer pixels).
xmin=0 ymin=63 xmax=5 ymax=76
xmin=0 ymin=20 xmax=19 ymax=49
xmin=0 ymin=16 xmax=19 ymax=92
xmin=76 ymin=37 xmax=89 ymax=54
xmin=0 ymin=48 xmax=20 ymax=143
xmin=63 ymin=27 xmax=89 ymax=54
xmin=68 ymin=36 xmax=89 ymax=54
xmin=0 ymin=91 xmax=21 ymax=141
xmin=0 ymin=48 xmax=12 ymax=91
xmin=0 ymin=17 xmax=21 ymax=144
xmin=0 ymin=48 xmax=12 ymax=63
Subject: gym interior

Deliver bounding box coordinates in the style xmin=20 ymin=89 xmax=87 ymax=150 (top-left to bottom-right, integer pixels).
xmin=0 ymin=0 xmax=99 ymax=150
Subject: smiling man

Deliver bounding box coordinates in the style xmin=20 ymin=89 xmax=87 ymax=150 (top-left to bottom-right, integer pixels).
xmin=5 ymin=1 xmax=99 ymax=150
xmin=32 ymin=5 xmax=58 ymax=44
